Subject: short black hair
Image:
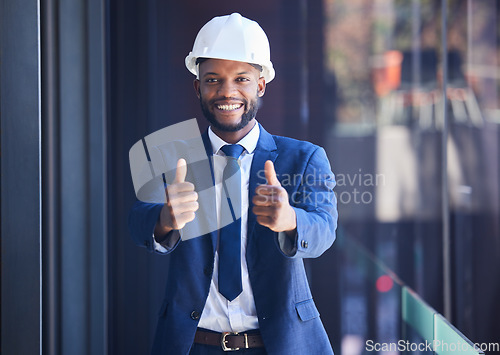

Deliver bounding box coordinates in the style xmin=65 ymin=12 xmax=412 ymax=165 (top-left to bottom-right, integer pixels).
xmin=196 ymin=57 xmax=263 ymax=73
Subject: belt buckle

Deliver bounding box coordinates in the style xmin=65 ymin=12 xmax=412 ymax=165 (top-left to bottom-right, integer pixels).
xmin=221 ymin=332 xmax=248 ymax=351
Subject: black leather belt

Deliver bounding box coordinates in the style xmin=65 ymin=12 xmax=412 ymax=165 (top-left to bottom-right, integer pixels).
xmin=194 ymin=329 xmax=264 ymax=351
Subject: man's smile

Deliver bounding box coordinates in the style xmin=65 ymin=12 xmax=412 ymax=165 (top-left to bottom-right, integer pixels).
xmin=212 ymin=99 xmax=246 ymax=115
xmin=216 ymin=103 xmax=244 ymax=111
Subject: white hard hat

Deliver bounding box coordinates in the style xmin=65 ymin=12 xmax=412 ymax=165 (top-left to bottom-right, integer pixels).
xmin=185 ymin=13 xmax=275 ymax=83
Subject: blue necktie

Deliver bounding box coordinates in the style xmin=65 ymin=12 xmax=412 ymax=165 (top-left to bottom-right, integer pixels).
xmin=218 ymin=144 xmax=245 ymax=301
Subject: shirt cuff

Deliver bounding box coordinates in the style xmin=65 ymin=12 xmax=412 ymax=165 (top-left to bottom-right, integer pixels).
xmin=153 ymin=230 xmax=180 ymax=253
xmin=278 ymin=230 xmax=298 ymax=256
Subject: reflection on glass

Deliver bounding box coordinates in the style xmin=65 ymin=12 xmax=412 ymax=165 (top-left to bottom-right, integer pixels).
xmin=323 ymin=0 xmax=500 ymax=353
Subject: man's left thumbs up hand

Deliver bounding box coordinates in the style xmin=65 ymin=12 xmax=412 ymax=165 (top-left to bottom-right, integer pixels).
xmin=252 ymin=160 xmax=297 ymax=234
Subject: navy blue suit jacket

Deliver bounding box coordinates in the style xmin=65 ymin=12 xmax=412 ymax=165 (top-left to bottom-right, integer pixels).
xmin=129 ymin=124 xmax=338 ymax=354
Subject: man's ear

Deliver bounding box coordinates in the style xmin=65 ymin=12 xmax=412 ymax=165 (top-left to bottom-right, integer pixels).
xmin=193 ymin=79 xmax=201 ymax=98
xmin=257 ymin=77 xmax=266 ymax=97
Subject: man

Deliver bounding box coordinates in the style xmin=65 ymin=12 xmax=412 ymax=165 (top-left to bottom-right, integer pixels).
xmin=129 ymin=13 xmax=338 ymax=354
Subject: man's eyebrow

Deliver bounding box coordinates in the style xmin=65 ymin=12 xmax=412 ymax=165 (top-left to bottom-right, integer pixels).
xmin=202 ymin=72 xmax=219 ymax=77
xmin=202 ymin=71 xmax=254 ymax=77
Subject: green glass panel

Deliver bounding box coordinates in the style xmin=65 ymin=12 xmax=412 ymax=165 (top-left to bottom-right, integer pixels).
xmin=434 ymin=314 xmax=483 ymax=355
xmin=402 ymin=286 xmax=435 ymax=342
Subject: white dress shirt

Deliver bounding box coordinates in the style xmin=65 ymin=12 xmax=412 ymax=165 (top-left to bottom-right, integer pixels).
xmin=154 ymin=122 xmax=261 ymax=332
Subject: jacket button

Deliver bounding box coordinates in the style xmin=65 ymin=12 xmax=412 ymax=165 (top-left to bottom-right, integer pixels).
xmin=190 ymin=311 xmax=201 ymax=320
xmin=301 ymin=240 xmax=308 ymax=249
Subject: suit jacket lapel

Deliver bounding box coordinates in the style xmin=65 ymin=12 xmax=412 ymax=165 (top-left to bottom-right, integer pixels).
xmin=199 ymin=130 xmax=217 ymax=254
xmin=247 ymin=124 xmax=278 ymax=239
xmin=201 ymin=130 xmax=215 ymax=184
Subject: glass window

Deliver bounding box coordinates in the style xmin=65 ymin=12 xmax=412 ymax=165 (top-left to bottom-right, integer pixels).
xmin=323 ymin=0 xmax=500 ymax=352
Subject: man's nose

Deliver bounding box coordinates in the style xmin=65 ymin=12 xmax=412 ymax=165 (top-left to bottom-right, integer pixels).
xmin=217 ymin=80 xmax=238 ymax=97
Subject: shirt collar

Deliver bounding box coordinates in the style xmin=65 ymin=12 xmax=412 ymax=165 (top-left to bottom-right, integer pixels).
xmin=208 ymin=121 xmax=260 ymax=155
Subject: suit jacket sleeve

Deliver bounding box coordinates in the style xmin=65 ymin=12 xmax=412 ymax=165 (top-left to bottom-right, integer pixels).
xmin=128 ymin=201 xmax=181 ymax=254
xmin=279 ymin=146 xmax=337 ymax=259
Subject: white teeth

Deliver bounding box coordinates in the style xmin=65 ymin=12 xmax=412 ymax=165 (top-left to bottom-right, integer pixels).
xmin=217 ymin=104 xmax=242 ymax=111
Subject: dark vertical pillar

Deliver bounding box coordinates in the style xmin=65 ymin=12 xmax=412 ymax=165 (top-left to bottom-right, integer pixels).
xmin=87 ymin=0 xmax=108 ymax=352
xmin=41 ymin=0 xmax=108 ymax=353
xmin=42 ymin=0 xmax=61 ymax=352
xmin=281 ymin=0 xmax=309 ymax=140
xmin=440 ymin=0 xmax=452 ymax=321
xmin=108 ymin=0 xmax=165 ymax=353
xmin=0 ymin=0 xmax=42 ymax=354
xmin=307 ymin=0 xmax=328 ymax=147
xmin=58 ymin=1 xmax=91 ymax=352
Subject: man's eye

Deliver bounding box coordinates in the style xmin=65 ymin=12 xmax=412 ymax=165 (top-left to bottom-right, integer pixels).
xmin=236 ymin=77 xmax=250 ymax=82
xmin=206 ymin=78 xmax=218 ymax=83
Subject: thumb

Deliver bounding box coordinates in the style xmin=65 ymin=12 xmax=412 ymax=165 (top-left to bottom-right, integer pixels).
xmin=174 ymin=158 xmax=187 ymax=183
xmin=264 ymin=160 xmax=280 ymax=186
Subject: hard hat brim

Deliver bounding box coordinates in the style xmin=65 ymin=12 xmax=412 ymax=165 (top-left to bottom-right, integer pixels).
xmin=185 ymin=54 xmax=275 ymax=83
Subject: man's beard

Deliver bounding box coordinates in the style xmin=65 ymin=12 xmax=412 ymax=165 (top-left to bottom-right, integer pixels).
xmin=199 ymin=92 xmax=260 ymax=132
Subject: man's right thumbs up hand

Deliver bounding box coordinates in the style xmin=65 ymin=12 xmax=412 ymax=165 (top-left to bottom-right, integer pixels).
xmin=155 ymin=159 xmax=199 ymax=238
